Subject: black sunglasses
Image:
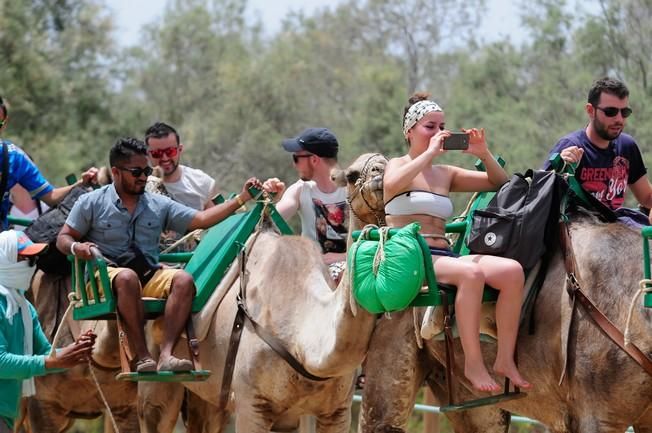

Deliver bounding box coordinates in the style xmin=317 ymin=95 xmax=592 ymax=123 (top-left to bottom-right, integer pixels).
xmin=118 ymin=166 xmax=153 ymax=178
xmin=292 ymin=154 xmax=313 ymax=163
xmin=594 ymin=106 xmax=633 ymax=118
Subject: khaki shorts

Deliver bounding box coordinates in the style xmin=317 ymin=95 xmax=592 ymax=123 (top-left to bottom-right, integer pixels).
xmin=88 ymin=267 xmax=179 ymax=299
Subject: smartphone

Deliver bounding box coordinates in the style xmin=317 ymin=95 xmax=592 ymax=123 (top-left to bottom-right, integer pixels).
xmin=442 ymin=132 xmax=469 ymax=150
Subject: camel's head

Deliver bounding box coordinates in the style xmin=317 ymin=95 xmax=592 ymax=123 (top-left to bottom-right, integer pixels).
xmin=333 ymin=153 xmax=388 ymax=226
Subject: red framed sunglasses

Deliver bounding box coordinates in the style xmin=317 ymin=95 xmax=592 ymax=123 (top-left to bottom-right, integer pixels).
xmin=148 ymin=146 xmax=179 ymax=159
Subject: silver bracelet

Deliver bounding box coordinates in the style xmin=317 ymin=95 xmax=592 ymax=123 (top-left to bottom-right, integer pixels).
xmin=70 ymin=242 xmax=79 ymax=256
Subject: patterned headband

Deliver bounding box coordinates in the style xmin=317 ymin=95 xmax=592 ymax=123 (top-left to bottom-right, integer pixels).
xmin=403 ymin=100 xmax=443 ymax=137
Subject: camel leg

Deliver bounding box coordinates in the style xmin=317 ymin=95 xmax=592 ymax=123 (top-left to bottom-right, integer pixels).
xmin=26 ymin=398 xmax=73 ymax=433
xmin=233 ymin=393 xmax=275 ymax=433
xmin=185 ymin=391 xmax=230 ymax=433
xmin=138 ymin=382 xmax=185 ymax=433
xmin=106 ymin=404 xmax=140 ymax=433
xmin=358 ymin=310 xmax=427 ymax=433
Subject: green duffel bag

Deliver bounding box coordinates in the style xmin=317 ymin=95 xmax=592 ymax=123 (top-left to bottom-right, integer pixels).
xmin=348 ymin=222 xmax=426 ymax=313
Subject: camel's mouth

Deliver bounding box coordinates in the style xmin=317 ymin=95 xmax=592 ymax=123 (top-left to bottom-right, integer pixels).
xmin=346 ymin=153 xmax=388 ymax=226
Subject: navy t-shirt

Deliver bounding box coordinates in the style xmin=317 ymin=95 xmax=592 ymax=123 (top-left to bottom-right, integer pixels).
xmin=544 ymin=130 xmax=646 ymax=209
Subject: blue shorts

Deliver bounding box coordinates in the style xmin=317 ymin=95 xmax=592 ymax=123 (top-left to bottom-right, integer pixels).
xmin=429 ymin=247 xmax=460 ymax=258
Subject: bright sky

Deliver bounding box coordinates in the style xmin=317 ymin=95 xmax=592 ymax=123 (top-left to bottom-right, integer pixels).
xmin=107 ymin=0 xmax=527 ymax=47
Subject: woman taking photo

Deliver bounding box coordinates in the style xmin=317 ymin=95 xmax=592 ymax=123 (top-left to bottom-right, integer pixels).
xmin=383 ymin=93 xmax=531 ymax=392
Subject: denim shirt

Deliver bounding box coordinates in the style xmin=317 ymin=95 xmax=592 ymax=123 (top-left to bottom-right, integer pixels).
xmin=65 ymin=184 xmax=197 ymax=264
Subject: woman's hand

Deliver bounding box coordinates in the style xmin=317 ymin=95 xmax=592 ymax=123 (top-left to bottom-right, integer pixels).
xmin=462 ymin=128 xmax=490 ymax=159
xmin=426 ymin=129 xmax=450 ymax=159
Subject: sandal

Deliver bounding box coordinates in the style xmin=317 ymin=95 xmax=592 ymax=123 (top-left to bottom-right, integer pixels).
xmin=135 ymin=357 xmax=157 ymax=373
xmin=157 ymin=356 xmax=194 ymax=372
xmin=355 ymin=374 xmax=366 ymax=390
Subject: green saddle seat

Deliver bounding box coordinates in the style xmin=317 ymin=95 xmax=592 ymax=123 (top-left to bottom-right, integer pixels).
xmin=70 ymin=199 xmax=292 ymax=320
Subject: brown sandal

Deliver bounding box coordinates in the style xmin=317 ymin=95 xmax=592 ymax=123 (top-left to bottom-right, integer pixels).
xmin=135 ymin=357 xmax=157 ymax=373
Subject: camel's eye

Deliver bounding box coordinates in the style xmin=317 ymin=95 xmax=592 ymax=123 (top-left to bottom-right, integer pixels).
xmin=346 ymin=169 xmax=360 ymax=184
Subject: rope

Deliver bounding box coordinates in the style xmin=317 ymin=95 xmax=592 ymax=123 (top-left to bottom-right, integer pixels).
xmin=624 ymin=280 xmax=652 ymax=346
xmin=348 ymin=225 xmax=378 ymax=316
xmin=49 ymin=294 xmax=76 ymax=356
xmin=413 ymin=308 xmax=423 ymax=349
xmin=88 ymin=361 xmax=120 ymax=433
xmin=161 ymin=229 xmax=202 ymax=254
xmin=372 ymin=227 xmax=389 ymax=275
xmin=49 ymin=292 xmax=120 ymax=432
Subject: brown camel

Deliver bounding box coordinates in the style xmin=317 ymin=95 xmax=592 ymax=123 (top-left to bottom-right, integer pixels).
xmin=137 ymin=186 xmax=378 ymax=433
xmin=26 ymin=271 xmax=139 ymax=433
xmin=343 ymin=155 xmax=652 ymax=433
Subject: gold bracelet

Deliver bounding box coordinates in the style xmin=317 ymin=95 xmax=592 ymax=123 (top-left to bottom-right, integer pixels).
xmin=235 ymin=195 xmax=245 ymax=207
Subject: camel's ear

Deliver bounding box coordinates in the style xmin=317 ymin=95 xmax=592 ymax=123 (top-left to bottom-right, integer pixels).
xmin=331 ymin=168 xmax=348 ymax=187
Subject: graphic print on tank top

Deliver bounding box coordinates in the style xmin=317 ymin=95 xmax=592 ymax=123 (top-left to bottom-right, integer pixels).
xmin=312 ymin=198 xmax=348 ymax=253
xmin=578 ymin=155 xmax=629 ymax=209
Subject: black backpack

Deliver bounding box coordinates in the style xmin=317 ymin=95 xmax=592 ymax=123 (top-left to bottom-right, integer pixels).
xmin=466 ymin=170 xmax=566 ymax=271
xmin=24 ymin=185 xmax=89 ymax=275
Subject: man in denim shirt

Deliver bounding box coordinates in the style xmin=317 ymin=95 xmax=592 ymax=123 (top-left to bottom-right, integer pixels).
xmin=57 ymin=137 xmax=261 ymax=372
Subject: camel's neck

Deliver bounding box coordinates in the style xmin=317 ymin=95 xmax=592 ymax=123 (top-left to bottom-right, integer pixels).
xmin=288 ymin=266 xmax=375 ymax=377
xmin=297 ymin=213 xmax=376 ymax=376
xmin=250 ymin=215 xmax=375 ymax=378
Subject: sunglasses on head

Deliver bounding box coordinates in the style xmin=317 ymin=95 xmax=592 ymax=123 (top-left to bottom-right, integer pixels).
xmin=292 ymin=154 xmax=313 ymax=163
xmin=148 ymin=146 xmax=179 ymax=159
xmin=594 ymin=106 xmax=633 ymax=118
xmin=118 ymin=166 xmax=154 ymax=178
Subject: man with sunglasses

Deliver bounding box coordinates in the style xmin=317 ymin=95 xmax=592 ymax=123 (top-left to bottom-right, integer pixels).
xmin=263 ymin=128 xmax=349 ymax=274
xmin=0 ymin=95 xmax=98 ymax=230
xmin=544 ymin=78 xmax=652 ymax=221
xmin=57 ymin=137 xmax=261 ymax=372
xmin=145 ymin=122 xmax=218 ymax=210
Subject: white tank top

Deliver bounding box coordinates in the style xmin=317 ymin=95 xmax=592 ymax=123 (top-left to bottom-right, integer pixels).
xmin=297 ymin=180 xmax=349 ymax=253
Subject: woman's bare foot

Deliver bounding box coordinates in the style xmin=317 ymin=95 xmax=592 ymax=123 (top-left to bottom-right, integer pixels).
xmin=465 ymin=362 xmax=500 ymax=392
xmin=493 ymin=360 xmax=532 ymax=390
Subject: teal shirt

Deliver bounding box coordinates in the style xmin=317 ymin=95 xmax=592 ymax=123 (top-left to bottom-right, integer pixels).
xmin=0 ymin=296 xmax=52 ymax=421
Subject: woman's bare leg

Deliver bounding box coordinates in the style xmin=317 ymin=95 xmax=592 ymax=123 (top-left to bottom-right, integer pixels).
xmin=434 ymin=256 xmax=500 ymax=392
xmin=463 ymin=255 xmax=531 ymax=389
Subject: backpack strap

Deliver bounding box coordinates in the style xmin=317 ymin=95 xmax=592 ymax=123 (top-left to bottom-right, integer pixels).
xmin=0 ymin=141 xmax=9 ymax=226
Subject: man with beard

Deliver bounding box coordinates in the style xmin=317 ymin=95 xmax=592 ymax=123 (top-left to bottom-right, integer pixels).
xmin=144 ymin=122 xmax=219 ymax=210
xmin=544 ymin=77 xmax=652 ymax=222
xmin=56 ymin=137 xmax=261 ymax=372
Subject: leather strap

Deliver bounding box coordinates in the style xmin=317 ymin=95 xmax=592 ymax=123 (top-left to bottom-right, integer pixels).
xmin=218 ymin=304 xmax=245 ymax=411
xmin=218 ymin=242 xmax=330 ymax=412
xmin=185 ymin=318 xmax=202 ymax=371
xmin=238 ymin=298 xmax=330 ymax=382
xmin=559 ymin=221 xmax=652 ymax=377
xmin=0 ymin=141 xmax=9 ymax=226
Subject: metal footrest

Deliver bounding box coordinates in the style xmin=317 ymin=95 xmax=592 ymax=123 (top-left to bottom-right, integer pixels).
xmin=440 ymin=391 xmax=526 ymax=412
xmin=116 ymin=370 xmax=211 ymax=382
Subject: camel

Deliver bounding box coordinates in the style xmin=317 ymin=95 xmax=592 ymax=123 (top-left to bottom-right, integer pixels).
xmin=137 ymin=165 xmax=383 ymax=433
xmin=344 ymin=156 xmax=652 ymax=433
xmin=27 ymin=271 xmax=139 ymax=433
